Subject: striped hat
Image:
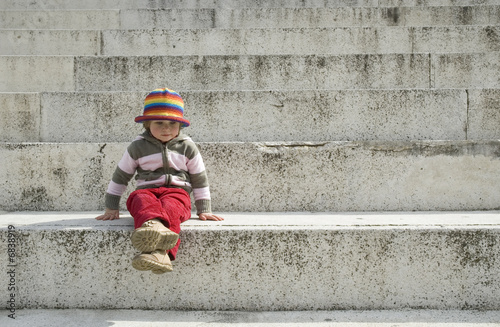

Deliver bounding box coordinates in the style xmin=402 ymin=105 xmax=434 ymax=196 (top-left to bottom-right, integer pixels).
xmin=135 ymin=88 xmax=190 ymax=127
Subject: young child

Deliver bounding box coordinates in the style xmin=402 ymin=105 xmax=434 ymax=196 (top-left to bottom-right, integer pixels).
xmin=96 ymin=88 xmax=223 ymax=274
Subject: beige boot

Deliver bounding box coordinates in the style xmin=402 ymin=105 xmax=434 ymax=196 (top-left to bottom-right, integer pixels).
xmin=132 ymin=250 xmax=173 ymax=274
xmin=131 ymin=218 xmax=179 ymax=252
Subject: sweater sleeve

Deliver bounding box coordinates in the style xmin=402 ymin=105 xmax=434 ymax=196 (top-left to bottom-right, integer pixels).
xmin=104 ymin=147 xmax=137 ymax=210
xmin=185 ymin=142 xmax=212 ymax=215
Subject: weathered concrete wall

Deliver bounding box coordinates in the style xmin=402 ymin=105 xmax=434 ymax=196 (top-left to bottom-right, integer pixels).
xmin=73 ymin=54 xmax=431 ymax=91
xmin=433 ymin=53 xmax=500 ymax=89
xmin=100 ymin=27 xmax=500 ymax=56
xmin=0 ymin=0 xmax=499 ymax=314
xmin=4 ymin=89 xmax=500 ymax=143
xmin=0 ymin=213 xmax=499 ymax=310
xmin=1 ymin=141 xmax=500 ymax=212
xmin=469 ymin=89 xmax=500 ymax=140
xmin=3 ymin=54 xmax=500 ymax=92
xmin=2 ymin=0 xmax=500 ymax=10
xmin=122 ymin=6 xmax=500 ymax=29
xmin=2 ymin=26 xmax=499 ymax=56
xmin=0 ymin=56 xmax=74 ymax=92
xmin=31 ymin=90 xmax=469 ymax=142
xmin=0 ymin=93 xmax=40 ymax=142
xmin=0 ymin=10 xmax=120 ymax=29
xmin=0 ymin=30 xmax=101 ymax=56
xmin=3 ymin=7 xmax=500 ymax=30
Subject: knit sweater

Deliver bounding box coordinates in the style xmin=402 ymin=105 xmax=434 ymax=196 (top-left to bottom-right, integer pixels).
xmin=105 ymin=130 xmax=211 ymax=215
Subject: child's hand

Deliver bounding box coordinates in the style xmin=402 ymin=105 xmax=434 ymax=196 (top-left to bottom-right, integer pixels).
xmin=96 ymin=208 xmax=120 ymax=220
xmin=199 ymin=213 xmax=224 ymax=221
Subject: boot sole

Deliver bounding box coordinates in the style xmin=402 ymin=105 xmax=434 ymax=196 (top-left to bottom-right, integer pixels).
xmin=132 ymin=255 xmax=173 ymax=273
xmin=131 ymin=227 xmax=179 ymax=252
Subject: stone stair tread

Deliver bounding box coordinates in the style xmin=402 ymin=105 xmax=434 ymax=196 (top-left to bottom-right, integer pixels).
xmin=2 ymin=309 xmax=500 ymax=327
xmin=2 ymin=140 xmax=500 ymax=212
xmin=1 ymin=210 xmax=499 ymax=311
xmin=3 ymin=0 xmax=500 ymax=9
xmin=3 ymin=210 xmax=500 ymax=229
xmin=3 ymin=26 xmax=500 ymax=56
xmin=3 ymin=7 xmax=500 ymax=30
xmin=10 ymin=53 xmax=500 ymax=92
xmin=1 ymin=0 xmax=499 ymax=314
xmin=2 ymin=88 xmax=479 ymax=143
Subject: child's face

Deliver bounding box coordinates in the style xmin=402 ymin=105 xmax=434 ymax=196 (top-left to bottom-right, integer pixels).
xmin=149 ymin=120 xmax=181 ymax=143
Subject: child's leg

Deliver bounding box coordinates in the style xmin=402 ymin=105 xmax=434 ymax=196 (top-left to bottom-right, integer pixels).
xmin=157 ymin=188 xmax=191 ymax=260
xmin=126 ymin=188 xmax=165 ymax=229
xmin=126 ymin=187 xmax=191 ymax=260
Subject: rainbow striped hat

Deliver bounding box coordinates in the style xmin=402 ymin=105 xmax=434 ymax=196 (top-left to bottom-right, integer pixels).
xmin=135 ymin=88 xmax=190 ymax=127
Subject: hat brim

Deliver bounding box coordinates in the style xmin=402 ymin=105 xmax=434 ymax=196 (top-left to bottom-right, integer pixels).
xmin=135 ymin=115 xmax=190 ymax=127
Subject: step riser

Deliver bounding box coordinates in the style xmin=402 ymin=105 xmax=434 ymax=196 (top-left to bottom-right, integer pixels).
xmin=1 ymin=0 xmax=499 ymax=314
xmin=102 ymin=27 xmax=500 ymax=56
xmin=1 ymin=141 xmax=500 ymax=212
xmin=2 ymin=0 xmax=500 ymax=10
xmin=3 ymin=54 xmax=500 ymax=92
xmin=0 ymin=57 xmax=74 ymax=92
xmin=123 ymin=7 xmax=500 ymax=29
xmin=0 ymin=30 xmax=101 ymax=56
xmin=0 ymin=10 xmax=120 ymax=30
xmin=1 ymin=226 xmax=498 ymax=310
xmin=2 ymin=7 xmax=500 ymax=30
xmin=3 ymin=27 xmax=500 ymax=56
xmin=3 ymin=89 xmax=496 ymax=143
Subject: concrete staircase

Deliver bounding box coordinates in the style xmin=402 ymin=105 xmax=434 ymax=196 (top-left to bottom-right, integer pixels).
xmin=1 ymin=0 xmax=500 ymax=319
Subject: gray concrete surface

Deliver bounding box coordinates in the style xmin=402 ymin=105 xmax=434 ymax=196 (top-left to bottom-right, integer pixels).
xmin=72 ymin=54 xmax=431 ymax=91
xmin=468 ymin=89 xmax=500 ymax=140
xmin=3 ymin=6 xmax=500 ymax=30
xmin=0 ymin=56 xmax=74 ymax=92
xmin=0 ymin=212 xmax=499 ymax=310
xmin=121 ymin=6 xmax=500 ymax=29
xmin=6 ymin=89 xmax=500 ymax=143
xmin=0 ymin=309 xmax=499 ymax=327
xmin=0 ymin=93 xmax=41 ymax=142
xmin=0 ymin=54 xmax=432 ymax=92
xmin=31 ymin=89 xmax=469 ymax=142
xmin=1 ymin=0 xmax=500 ymax=316
xmin=3 ymin=53 xmax=499 ymax=92
xmin=0 ymin=10 xmax=120 ymax=30
xmin=3 ymin=210 xmax=500 ymax=227
xmin=2 ymin=141 xmax=500 ymax=212
xmin=100 ymin=27 xmax=500 ymax=56
xmin=2 ymin=0 xmax=500 ymax=9
xmin=2 ymin=26 xmax=499 ymax=56
xmin=0 ymin=30 xmax=101 ymax=56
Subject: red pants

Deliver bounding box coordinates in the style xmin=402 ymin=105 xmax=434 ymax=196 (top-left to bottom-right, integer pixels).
xmin=126 ymin=187 xmax=192 ymax=260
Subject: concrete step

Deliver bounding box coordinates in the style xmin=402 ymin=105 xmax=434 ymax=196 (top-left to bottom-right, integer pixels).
xmin=0 ymin=211 xmax=499 ymax=310
xmin=121 ymin=6 xmax=500 ymax=29
xmin=5 ymin=88 xmax=498 ymax=143
xmin=3 ymin=6 xmax=500 ymax=30
xmin=4 ymin=53 xmax=500 ymax=92
xmin=2 ymin=0 xmax=500 ymax=10
xmin=1 ymin=141 xmax=500 ymax=212
xmin=0 ymin=30 xmax=101 ymax=56
xmin=1 ymin=309 xmax=500 ymax=327
xmin=0 ymin=10 xmax=120 ymax=30
xmin=3 ymin=26 xmax=500 ymax=56
xmin=101 ymin=26 xmax=500 ymax=56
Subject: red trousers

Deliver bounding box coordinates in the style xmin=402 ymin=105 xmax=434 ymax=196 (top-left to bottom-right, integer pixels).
xmin=126 ymin=187 xmax=192 ymax=260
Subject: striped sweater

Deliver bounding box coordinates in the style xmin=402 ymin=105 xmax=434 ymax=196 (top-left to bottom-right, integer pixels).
xmin=105 ymin=130 xmax=211 ymax=215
